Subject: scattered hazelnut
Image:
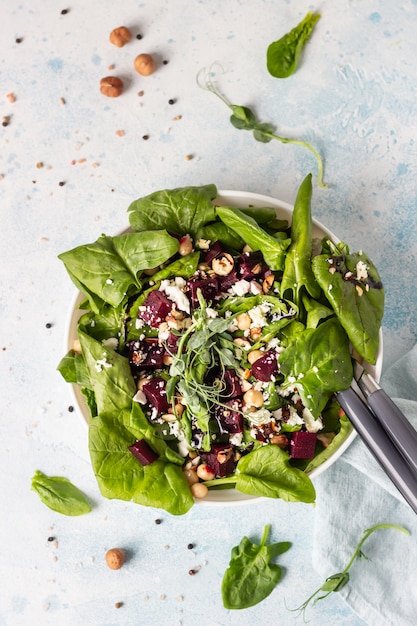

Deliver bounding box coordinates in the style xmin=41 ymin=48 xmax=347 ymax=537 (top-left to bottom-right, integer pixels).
xmin=100 ymin=76 xmax=124 ymax=98
xmin=105 ymin=548 xmax=125 ymax=570
xmin=134 ymin=53 xmax=156 ymax=76
xmin=109 ymin=26 xmax=132 ymax=48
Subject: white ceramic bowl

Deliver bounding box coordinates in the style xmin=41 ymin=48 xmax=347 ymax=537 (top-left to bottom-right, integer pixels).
xmin=65 ymin=190 xmax=383 ymax=505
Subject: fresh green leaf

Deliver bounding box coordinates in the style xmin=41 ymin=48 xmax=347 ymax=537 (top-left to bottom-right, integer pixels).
xmin=31 ymin=470 xmax=91 ymax=516
xmin=267 ymin=11 xmax=321 ymax=78
xmin=312 ymin=248 xmax=384 ymax=364
xmin=222 ymin=525 xmax=291 ymax=609
xmin=127 ymin=184 xmax=217 ymax=237
xmin=112 ymin=230 xmax=180 ymax=278
xmin=279 ymin=317 xmax=353 ymax=417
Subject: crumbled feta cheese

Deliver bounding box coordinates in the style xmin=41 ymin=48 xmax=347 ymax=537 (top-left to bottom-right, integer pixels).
xmin=197 ymin=238 xmax=211 ymax=250
xmin=95 ymin=358 xmax=112 ymax=372
xmin=303 ymin=407 xmax=323 ymax=433
xmin=206 ymin=307 xmax=218 ymax=318
xmin=135 ymin=319 xmax=145 ymax=330
xmin=245 ymin=408 xmax=273 ymax=425
xmin=229 ymin=432 xmax=243 ymax=446
xmin=249 ymin=281 xmax=263 ymax=295
xmin=160 ymin=278 xmax=190 ymax=314
xmin=133 ymin=390 xmax=147 ymax=404
xmin=102 ymin=337 xmax=118 ymax=350
xmin=106 ymin=278 xmax=113 ymax=285
xmin=248 ymin=302 xmax=272 ymax=328
xmin=158 ymin=322 xmax=170 ymax=342
xmin=230 ymin=280 xmax=251 ymax=296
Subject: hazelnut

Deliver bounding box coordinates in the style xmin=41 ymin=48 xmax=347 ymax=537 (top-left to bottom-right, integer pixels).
xmin=211 ymin=253 xmax=234 ymax=276
xmin=109 ymin=26 xmax=132 ymax=47
xmin=134 ymin=53 xmax=156 ymax=76
xmin=105 ymin=548 xmax=125 ymax=570
xmin=100 ymin=76 xmax=124 ymax=98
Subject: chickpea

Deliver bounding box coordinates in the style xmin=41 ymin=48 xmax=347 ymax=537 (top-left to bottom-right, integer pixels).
xmin=247 ymin=349 xmax=264 ymax=364
xmin=178 ymin=234 xmax=193 ymax=256
xmin=243 ymin=388 xmax=264 ymax=408
xmin=236 ymin=312 xmax=251 ymax=331
xmin=196 ymin=463 xmax=215 ymax=481
xmin=109 ymin=26 xmax=132 ymax=47
xmin=100 ymin=76 xmax=124 ymax=97
xmin=191 ymin=482 xmax=209 ymax=499
xmin=105 ymin=548 xmax=125 ymax=570
xmin=134 ymin=53 xmax=156 ymax=76
xmin=184 ymin=468 xmax=199 ymax=485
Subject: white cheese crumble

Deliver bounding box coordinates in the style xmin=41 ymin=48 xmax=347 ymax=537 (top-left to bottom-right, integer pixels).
xmin=272 ymin=406 xmax=304 ymax=427
xmin=230 ymin=279 xmax=251 ymax=296
xmin=133 ymin=390 xmax=147 ymax=404
xmin=206 ymin=307 xmax=218 ymax=318
xmin=248 ymin=302 xmax=272 ymax=328
xmin=356 ymin=260 xmax=369 ymax=281
xmin=135 ymin=318 xmax=145 ymax=330
xmin=106 ymin=278 xmax=113 ymax=285
xmin=160 ymin=278 xmax=190 ymax=314
xmin=245 ymin=408 xmax=273 ymax=425
xmin=95 ymin=358 xmax=112 ymax=372
xmin=229 ymin=432 xmax=243 ymax=446
xmin=302 ymin=407 xmax=323 ymax=433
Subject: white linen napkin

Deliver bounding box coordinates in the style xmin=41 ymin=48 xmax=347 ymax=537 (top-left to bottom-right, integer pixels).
xmin=312 ymin=344 xmax=417 ymax=626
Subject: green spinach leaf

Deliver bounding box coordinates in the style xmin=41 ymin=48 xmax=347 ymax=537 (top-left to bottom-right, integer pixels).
xmin=112 ymin=230 xmax=180 ymax=278
xmin=278 ymin=317 xmax=353 ymax=417
xmin=222 ymin=525 xmax=291 ymax=609
xmin=312 ymin=247 xmax=384 ymax=364
xmin=31 ymin=470 xmax=91 ymax=516
xmin=216 ymin=205 xmax=290 ymax=270
xmin=127 ymin=184 xmax=217 ymax=237
xmin=267 ymin=11 xmax=321 ymax=78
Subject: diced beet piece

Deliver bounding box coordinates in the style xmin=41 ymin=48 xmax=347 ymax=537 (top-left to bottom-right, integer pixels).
xmin=223 ymin=369 xmax=242 ymax=399
xmin=139 ymin=290 xmax=173 ymax=327
xmin=142 ymin=376 xmax=169 ymax=412
xmin=128 ymin=439 xmax=159 ymax=465
xmin=187 ymin=276 xmax=219 ymax=306
xmin=166 ymin=331 xmax=180 ymax=354
xmin=237 ymin=251 xmax=267 ymax=280
xmin=218 ymin=268 xmax=239 ymax=291
xmin=214 ymin=399 xmax=243 ymax=434
xmin=251 ymin=350 xmax=278 ymax=382
xmin=204 ymin=240 xmax=224 ymax=265
xmin=289 ymin=431 xmax=317 ymax=459
xmin=127 ymin=340 xmax=165 ymax=371
xmin=200 ymin=443 xmax=236 ymax=477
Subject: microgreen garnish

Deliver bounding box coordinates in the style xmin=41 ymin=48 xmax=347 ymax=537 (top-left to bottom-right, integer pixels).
xmin=290 ymin=523 xmax=410 ymax=620
xmin=197 ymin=64 xmax=327 ymax=188
xmin=166 ymin=289 xmax=241 ymax=450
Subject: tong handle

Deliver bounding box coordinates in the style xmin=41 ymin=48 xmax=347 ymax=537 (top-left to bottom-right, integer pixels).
xmin=336 ymin=388 xmax=417 ymax=515
xmin=367 ymin=389 xmax=417 ymax=476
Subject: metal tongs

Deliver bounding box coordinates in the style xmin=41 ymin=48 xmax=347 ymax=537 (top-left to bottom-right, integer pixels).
xmin=336 ymin=361 xmax=417 ymax=515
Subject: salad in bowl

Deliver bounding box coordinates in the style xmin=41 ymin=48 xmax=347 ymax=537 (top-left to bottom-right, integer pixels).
xmin=58 ymin=175 xmax=384 ymax=515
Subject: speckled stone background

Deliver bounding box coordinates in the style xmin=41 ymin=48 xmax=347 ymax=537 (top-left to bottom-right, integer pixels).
xmin=1 ymin=1 xmax=416 ymax=625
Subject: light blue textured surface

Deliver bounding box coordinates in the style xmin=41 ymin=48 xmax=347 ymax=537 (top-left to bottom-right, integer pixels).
xmin=1 ymin=1 xmax=416 ymax=625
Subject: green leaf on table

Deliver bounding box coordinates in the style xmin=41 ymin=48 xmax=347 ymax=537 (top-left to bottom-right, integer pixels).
xmin=31 ymin=470 xmax=91 ymax=516
xmin=222 ymin=524 xmax=291 ymax=609
xmin=267 ymin=11 xmax=321 ymax=78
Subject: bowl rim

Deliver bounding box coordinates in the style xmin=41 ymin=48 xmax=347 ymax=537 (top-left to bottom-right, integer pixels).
xmin=64 ymin=188 xmax=383 ymax=506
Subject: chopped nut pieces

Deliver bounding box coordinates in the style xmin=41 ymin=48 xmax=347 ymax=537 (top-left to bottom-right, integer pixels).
xmin=134 ymin=53 xmax=156 ymax=76
xmin=109 ymin=26 xmax=132 ymax=48
xmin=105 ymin=548 xmax=125 ymax=570
xmin=100 ymin=76 xmax=124 ymax=98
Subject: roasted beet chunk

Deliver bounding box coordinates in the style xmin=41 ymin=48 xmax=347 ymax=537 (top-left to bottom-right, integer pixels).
xmin=204 ymin=240 xmax=224 ymax=265
xmin=289 ymin=431 xmax=317 ymax=459
xmin=200 ymin=443 xmax=236 ymax=477
xmin=139 ymin=290 xmax=173 ymax=327
xmin=251 ymin=349 xmax=278 ymax=382
xmin=218 ymin=268 xmax=239 ymax=291
xmin=237 ymin=251 xmax=267 ymax=280
xmin=165 ymin=330 xmax=180 ymax=354
xmin=128 ymin=439 xmax=159 ymax=465
xmin=214 ymin=399 xmax=243 ymax=434
xmin=187 ymin=276 xmax=219 ymax=307
xmin=127 ymin=340 xmax=165 ymax=371
xmin=223 ymin=369 xmax=242 ymax=399
xmin=142 ymin=376 xmax=169 ymax=413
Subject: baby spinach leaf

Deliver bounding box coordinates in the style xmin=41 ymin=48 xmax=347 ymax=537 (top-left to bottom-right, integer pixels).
xmin=127 ymin=184 xmax=217 ymax=237
xmin=88 ymin=409 xmax=193 ymax=515
xmin=58 ymin=235 xmax=139 ymax=313
xmin=267 ymin=11 xmax=321 ymax=78
xmin=235 ymin=445 xmax=316 ymax=502
xmin=78 ymin=330 xmax=136 ymax=415
xmin=222 ymin=525 xmax=291 ymax=609
xmin=312 ymin=248 xmax=384 ymax=364
xmin=149 ymin=251 xmax=200 ymax=282
xmin=31 ymin=470 xmax=91 ymax=516
xmin=278 ymin=317 xmax=353 ymax=417
xmin=216 ymin=205 xmax=291 ymax=270
xmin=112 ymin=230 xmax=180 ymax=278
xmin=196 ymin=221 xmax=244 ymax=251
xmin=281 ymin=173 xmax=321 ymax=307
